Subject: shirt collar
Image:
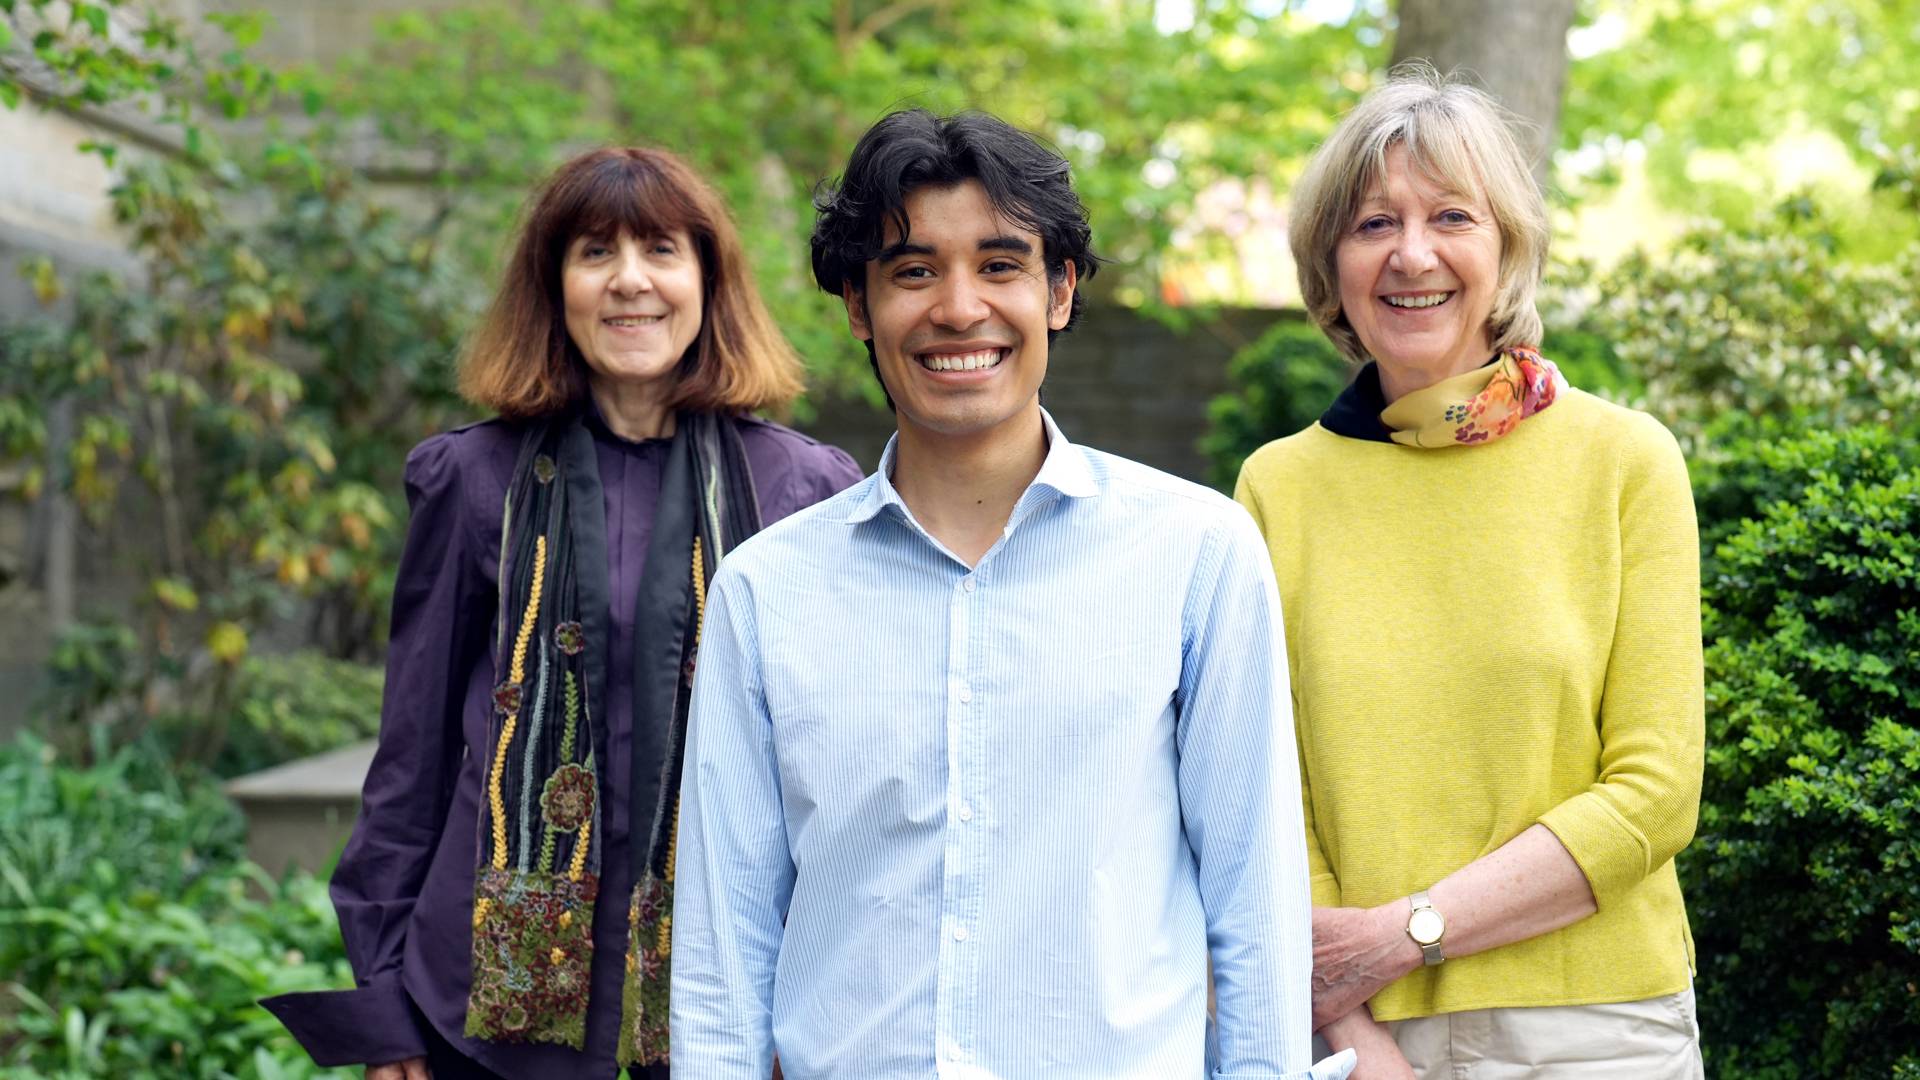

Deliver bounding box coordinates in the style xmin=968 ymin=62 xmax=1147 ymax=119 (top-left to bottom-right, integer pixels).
xmin=845 ymin=407 xmax=1098 ymax=525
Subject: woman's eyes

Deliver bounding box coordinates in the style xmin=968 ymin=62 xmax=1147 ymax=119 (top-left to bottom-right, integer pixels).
xmin=1355 ymin=210 xmax=1474 ymax=233
xmin=579 ymin=238 xmax=680 ymax=258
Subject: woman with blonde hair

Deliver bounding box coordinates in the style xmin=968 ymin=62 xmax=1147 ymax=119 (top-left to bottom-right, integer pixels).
xmin=266 ymin=146 xmax=861 ymax=1079
xmin=1235 ymin=65 xmax=1705 ymax=1078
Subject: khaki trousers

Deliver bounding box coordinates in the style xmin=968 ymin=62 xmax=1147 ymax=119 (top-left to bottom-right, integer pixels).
xmin=1386 ymin=989 xmax=1705 ymax=1080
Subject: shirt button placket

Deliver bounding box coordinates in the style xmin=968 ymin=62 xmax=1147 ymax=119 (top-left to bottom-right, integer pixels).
xmin=936 ymin=570 xmax=980 ymax=1071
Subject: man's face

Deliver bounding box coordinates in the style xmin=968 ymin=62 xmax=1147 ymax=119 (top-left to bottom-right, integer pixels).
xmin=845 ymin=180 xmax=1075 ymax=444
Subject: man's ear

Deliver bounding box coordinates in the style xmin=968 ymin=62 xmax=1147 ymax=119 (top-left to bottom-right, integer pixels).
xmin=1046 ymin=260 xmax=1078 ymax=332
xmin=842 ymin=282 xmax=873 ymax=341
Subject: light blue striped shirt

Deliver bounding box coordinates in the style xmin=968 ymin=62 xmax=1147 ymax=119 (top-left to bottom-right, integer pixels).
xmin=671 ymin=412 xmax=1347 ymax=1080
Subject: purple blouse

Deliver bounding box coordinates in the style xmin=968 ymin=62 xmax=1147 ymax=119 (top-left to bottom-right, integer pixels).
xmin=264 ymin=412 xmax=862 ymax=1078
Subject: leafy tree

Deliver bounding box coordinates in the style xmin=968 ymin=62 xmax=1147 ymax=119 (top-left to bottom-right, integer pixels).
xmin=1563 ymin=0 xmax=1920 ymax=253
xmin=3 ymin=2 xmax=471 ymax=761
xmin=329 ymin=0 xmax=1389 ymax=399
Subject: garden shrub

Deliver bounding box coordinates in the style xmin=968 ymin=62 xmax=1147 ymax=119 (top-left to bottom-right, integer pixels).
xmin=1685 ymin=424 xmax=1920 ymax=1080
xmin=188 ymin=652 xmax=385 ymax=779
xmin=0 ymin=737 xmax=351 ymax=1079
xmin=1578 ymin=212 xmax=1920 ymax=443
xmin=1200 ymin=319 xmax=1352 ymax=490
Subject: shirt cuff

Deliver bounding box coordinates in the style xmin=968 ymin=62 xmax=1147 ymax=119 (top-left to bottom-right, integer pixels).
xmin=259 ymin=977 xmax=428 ymax=1067
xmin=1216 ymin=1048 xmax=1358 ymax=1080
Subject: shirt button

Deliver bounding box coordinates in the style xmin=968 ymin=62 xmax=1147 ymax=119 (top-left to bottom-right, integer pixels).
xmin=949 ymin=1047 xmax=965 ymax=1062
xmin=957 ymin=803 xmax=974 ymax=822
xmin=958 ymin=684 xmax=973 ymax=703
xmin=953 ymin=925 xmax=969 ymax=942
xmin=962 ymin=576 xmax=976 ymax=592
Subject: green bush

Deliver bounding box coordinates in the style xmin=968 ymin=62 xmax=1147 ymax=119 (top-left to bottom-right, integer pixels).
xmin=1579 ymin=211 xmax=1920 ymax=443
xmin=0 ymin=737 xmax=351 ymax=1079
xmin=0 ymin=735 xmax=244 ymax=914
xmin=1685 ymin=424 xmax=1920 ymax=1079
xmin=192 ymin=652 xmax=385 ymax=779
xmin=1200 ymin=319 xmax=1352 ymax=490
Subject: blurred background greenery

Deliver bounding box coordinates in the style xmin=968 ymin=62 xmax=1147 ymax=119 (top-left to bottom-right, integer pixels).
xmin=1 ymin=1 xmax=1916 ymax=1076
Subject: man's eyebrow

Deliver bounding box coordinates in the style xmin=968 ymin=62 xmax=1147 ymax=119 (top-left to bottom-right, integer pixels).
xmin=876 ymin=240 xmax=935 ymax=263
xmin=979 ymin=235 xmax=1034 ymax=256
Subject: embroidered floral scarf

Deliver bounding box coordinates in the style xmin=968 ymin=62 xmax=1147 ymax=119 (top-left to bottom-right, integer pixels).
xmin=1375 ymin=346 xmax=1564 ymax=447
xmin=466 ymin=409 xmax=760 ymax=1066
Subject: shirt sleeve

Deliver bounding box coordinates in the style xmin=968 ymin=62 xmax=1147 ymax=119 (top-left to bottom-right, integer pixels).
xmin=1176 ymin=509 xmax=1317 ymax=1080
xmin=670 ymin=568 xmax=794 ymax=1074
xmin=262 ymin=431 xmax=488 ymax=1067
xmin=1232 ymin=470 xmax=1342 ymax=909
xmin=1538 ymin=417 xmax=1705 ymax=909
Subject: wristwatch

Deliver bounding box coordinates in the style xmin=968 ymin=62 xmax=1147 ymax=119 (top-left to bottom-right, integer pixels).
xmin=1406 ymin=890 xmax=1446 ymax=966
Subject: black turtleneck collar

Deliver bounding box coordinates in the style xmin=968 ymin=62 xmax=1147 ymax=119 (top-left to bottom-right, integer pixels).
xmin=1318 ymin=362 xmax=1395 ymax=444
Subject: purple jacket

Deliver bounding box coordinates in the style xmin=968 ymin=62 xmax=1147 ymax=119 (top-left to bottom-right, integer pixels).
xmin=264 ymin=412 xmax=861 ymax=1078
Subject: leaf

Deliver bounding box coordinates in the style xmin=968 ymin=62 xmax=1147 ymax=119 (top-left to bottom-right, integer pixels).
xmin=150 ymin=577 xmax=199 ymax=613
xmin=0 ymin=81 xmax=17 ymax=110
xmin=206 ymin=621 xmax=249 ymax=665
xmin=76 ymin=2 xmax=108 ymax=37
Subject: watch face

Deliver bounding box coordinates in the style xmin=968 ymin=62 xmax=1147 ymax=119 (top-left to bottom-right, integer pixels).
xmin=1409 ymin=908 xmax=1445 ymax=945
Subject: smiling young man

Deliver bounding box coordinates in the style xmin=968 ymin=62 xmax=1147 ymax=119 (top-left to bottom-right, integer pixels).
xmin=666 ymin=110 xmax=1351 ymax=1080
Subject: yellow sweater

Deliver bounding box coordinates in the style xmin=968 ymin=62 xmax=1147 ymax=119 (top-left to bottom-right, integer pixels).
xmin=1234 ymin=388 xmax=1704 ymax=1021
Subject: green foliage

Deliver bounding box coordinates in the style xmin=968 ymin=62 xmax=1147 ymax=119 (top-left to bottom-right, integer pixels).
xmin=0 ymin=734 xmax=243 ymax=914
xmin=2 ymin=24 xmax=470 ymax=759
xmin=1564 ymin=0 xmax=1920 ymax=254
xmin=1570 ymin=209 xmax=1920 ymax=443
xmin=1200 ymin=319 xmax=1350 ymax=490
xmin=197 ymin=652 xmax=384 ymax=779
xmin=0 ymin=737 xmax=351 ymax=1078
xmin=329 ymin=0 xmax=1387 ymax=398
xmin=1685 ymin=425 xmax=1920 ymax=1079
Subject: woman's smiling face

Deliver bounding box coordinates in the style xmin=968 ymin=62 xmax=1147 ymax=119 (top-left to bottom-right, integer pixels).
xmin=1335 ymin=143 xmax=1503 ymax=391
xmin=562 ymin=227 xmax=705 ymax=392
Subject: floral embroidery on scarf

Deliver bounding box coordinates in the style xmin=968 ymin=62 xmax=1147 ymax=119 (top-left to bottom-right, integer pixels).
xmin=539 ymin=764 xmax=596 ymax=832
xmin=465 ymin=868 xmax=598 ymax=1049
xmin=617 ymin=873 xmax=674 ymax=1065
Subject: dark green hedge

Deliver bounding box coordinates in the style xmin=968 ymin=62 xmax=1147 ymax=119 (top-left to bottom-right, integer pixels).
xmin=1686 ymin=423 xmax=1920 ymax=1079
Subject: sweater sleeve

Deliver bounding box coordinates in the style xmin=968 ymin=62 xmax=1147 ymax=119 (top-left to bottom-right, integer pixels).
xmin=1538 ymin=417 xmax=1705 ymax=910
xmin=1234 ymin=462 xmax=1343 ymax=910
xmin=262 ymin=431 xmax=490 ymax=1066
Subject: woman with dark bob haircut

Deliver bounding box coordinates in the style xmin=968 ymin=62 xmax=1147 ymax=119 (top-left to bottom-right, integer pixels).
xmin=265 ymin=146 xmax=862 ymax=1079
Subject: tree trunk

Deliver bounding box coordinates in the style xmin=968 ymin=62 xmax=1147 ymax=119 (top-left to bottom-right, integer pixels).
xmin=1391 ymin=0 xmax=1578 ymax=182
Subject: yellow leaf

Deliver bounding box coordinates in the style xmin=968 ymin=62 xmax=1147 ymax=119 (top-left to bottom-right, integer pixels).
xmin=152 ymin=577 xmax=200 ymax=612
xmin=206 ymin=621 xmax=249 ymax=664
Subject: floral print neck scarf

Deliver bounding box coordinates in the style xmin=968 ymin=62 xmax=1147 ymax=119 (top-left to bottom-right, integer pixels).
xmin=1378 ymin=346 xmax=1565 ymax=448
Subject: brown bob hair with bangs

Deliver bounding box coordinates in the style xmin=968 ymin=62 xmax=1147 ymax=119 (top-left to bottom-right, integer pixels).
xmin=459 ymin=146 xmax=805 ymax=419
